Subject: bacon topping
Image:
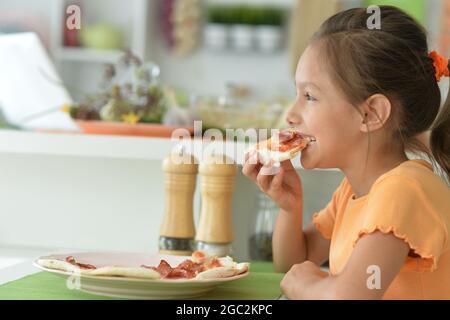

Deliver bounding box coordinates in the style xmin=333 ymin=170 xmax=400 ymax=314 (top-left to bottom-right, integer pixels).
xmin=66 ymin=256 xmax=97 ymax=270
xmin=192 ymin=250 xmax=206 ymax=263
xmin=204 ymin=257 xmax=222 ymax=269
xmin=268 ymin=130 xmax=306 ymax=152
xmin=141 ymin=256 xmax=221 ymax=279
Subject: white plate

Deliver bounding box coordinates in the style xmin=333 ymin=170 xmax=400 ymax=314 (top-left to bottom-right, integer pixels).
xmin=33 ymin=251 xmax=249 ymax=300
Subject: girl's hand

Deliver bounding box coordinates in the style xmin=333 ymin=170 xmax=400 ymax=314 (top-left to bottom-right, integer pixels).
xmin=242 ymin=149 xmax=303 ymax=213
xmin=280 ymin=261 xmax=328 ymax=299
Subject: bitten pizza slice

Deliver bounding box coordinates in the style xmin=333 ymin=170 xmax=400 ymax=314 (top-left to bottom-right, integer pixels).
xmin=253 ymin=128 xmax=314 ymax=163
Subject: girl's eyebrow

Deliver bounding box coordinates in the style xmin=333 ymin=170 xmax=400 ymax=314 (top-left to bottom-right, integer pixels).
xmin=296 ymin=81 xmax=321 ymax=91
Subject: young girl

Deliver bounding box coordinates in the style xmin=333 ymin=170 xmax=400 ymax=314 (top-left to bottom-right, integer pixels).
xmin=243 ymin=6 xmax=450 ymax=300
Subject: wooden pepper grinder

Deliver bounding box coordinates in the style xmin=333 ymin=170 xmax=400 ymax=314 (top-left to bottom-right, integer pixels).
xmin=159 ymin=146 xmax=198 ymax=256
xmin=196 ymin=153 xmax=237 ymax=257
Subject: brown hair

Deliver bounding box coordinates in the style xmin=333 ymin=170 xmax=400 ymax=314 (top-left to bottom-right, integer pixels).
xmin=311 ymin=5 xmax=450 ymax=183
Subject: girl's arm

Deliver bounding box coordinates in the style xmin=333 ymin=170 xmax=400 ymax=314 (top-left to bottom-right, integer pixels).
xmin=242 ymin=151 xmax=331 ymax=273
xmin=281 ymin=231 xmax=409 ymax=299
xmin=273 ymin=210 xmax=331 ymax=272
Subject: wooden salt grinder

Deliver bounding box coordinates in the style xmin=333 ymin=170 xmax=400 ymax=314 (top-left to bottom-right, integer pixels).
xmin=195 ymin=154 xmax=237 ymax=256
xmin=159 ymin=148 xmax=198 ymax=256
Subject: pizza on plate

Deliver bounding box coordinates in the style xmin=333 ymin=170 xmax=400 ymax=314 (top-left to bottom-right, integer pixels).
xmin=36 ymin=250 xmax=249 ymax=280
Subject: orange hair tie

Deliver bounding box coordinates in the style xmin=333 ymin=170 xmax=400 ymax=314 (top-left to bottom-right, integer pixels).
xmin=429 ymin=51 xmax=450 ymax=82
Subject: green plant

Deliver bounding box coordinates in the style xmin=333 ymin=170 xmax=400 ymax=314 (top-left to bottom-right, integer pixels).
xmin=234 ymin=6 xmax=255 ymax=25
xmin=138 ymin=84 xmax=166 ymax=124
xmin=206 ymin=5 xmax=285 ymax=26
xmin=207 ymin=5 xmax=232 ymax=24
xmin=259 ymin=7 xmax=285 ymax=26
xmin=62 ymin=50 xmax=167 ymax=124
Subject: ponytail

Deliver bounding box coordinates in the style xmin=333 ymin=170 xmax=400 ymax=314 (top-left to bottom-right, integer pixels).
xmin=430 ymin=82 xmax=450 ymax=185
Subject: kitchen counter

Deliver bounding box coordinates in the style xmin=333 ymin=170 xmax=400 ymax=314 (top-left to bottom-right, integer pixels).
xmin=0 ymin=129 xmax=341 ymax=169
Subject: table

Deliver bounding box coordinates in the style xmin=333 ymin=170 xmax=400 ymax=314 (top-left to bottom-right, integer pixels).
xmin=0 ymin=262 xmax=284 ymax=300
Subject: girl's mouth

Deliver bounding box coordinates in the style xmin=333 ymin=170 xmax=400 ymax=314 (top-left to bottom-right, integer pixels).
xmin=301 ymin=134 xmax=316 ymax=151
xmin=298 ymin=133 xmax=316 ymax=144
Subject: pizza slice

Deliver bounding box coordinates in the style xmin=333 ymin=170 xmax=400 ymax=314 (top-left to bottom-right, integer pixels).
xmin=37 ymin=255 xmax=161 ymax=279
xmin=253 ymin=128 xmax=314 ymax=163
xmin=36 ymin=251 xmax=249 ymax=280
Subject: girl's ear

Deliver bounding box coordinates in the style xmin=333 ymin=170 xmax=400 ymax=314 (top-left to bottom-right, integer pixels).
xmin=359 ymin=94 xmax=392 ymax=133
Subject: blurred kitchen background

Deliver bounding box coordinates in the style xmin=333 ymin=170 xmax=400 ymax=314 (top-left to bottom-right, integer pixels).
xmin=0 ymin=0 xmax=445 ymax=96
xmin=0 ymin=0 xmax=448 ymax=267
xmin=0 ymin=0 xmax=447 ymax=131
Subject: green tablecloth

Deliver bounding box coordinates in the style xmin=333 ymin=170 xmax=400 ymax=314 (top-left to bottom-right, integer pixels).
xmin=0 ymin=262 xmax=283 ymax=300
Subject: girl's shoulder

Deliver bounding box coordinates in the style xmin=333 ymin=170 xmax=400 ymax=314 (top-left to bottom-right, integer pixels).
xmin=353 ymin=160 xmax=450 ymax=272
xmin=373 ymin=159 xmax=449 ymax=196
xmin=330 ymin=159 xmax=449 ymax=219
xmin=367 ymin=159 xmax=450 ymax=232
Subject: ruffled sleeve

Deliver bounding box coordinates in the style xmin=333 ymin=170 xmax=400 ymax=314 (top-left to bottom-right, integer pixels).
xmin=353 ymin=175 xmax=448 ymax=271
xmin=312 ymin=179 xmax=350 ymax=240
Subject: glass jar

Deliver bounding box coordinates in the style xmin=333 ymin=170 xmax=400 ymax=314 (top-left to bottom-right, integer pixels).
xmin=248 ymin=192 xmax=279 ymax=261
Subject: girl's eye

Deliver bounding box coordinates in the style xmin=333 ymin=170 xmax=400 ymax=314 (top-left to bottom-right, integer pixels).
xmin=304 ymin=92 xmax=317 ymax=101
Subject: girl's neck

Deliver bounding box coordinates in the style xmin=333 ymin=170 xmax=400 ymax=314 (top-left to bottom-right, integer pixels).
xmin=342 ymin=147 xmax=408 ymax=199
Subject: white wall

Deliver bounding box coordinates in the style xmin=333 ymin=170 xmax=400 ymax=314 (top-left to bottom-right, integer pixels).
xmin=0 ymin=0 xmax=53 ymax=48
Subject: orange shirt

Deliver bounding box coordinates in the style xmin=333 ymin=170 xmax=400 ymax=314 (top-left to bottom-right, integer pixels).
xmin=313 ymin=160 xmax=450 ymax=299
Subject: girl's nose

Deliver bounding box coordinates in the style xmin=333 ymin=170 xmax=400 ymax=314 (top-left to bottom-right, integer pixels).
xmin=286 ymin=118 xmax=296 ymax=127
xmin=285 ymin=105 xmax=302 ymax=127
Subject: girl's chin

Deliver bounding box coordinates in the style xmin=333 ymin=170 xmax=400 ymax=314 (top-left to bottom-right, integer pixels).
xmin=299 ymin=155 xmax=317 ymax=169
xmin=299 ymin=145 xmax=317 ymax=169
xmin=300 ymin=159 xmax=316 ymax=170
xmin=300 ymin=150 xmax=337 ymax=170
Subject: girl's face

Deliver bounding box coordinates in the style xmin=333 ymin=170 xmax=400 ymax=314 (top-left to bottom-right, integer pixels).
xmin=287 ymin=43 xmax=365 ymax=170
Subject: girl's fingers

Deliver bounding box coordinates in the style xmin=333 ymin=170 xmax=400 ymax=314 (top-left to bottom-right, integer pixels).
xmin=270 ymin=167 xmax=284 ymax=191
xmin=256 ymin=160 xmax=280 ymax=190
xmin=280 ymin=158 xmax=296 ymax=172
xmin=244 ymin=149 xmax=258 ymax=164
xmin=243 ymin=151 xmax=286 ymax=194
xmin=260 ymin=161 xmax=281 ymax=176
xmin=244 ymin=150 xmax=252 ymax=163
xmin=242 ymin=152 xmax=262 ymax=181
xmin=256 ymin=169 xmax=274 ymax=191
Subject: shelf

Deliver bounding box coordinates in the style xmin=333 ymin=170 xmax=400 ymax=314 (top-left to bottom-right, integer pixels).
xmin=0 ymin=129 xmax=250 ymax=164
xmin=55 ymin=47 xmax=123 ymax=64
xmin=50 ymin=0 xmax=148 ymax=65
xmin=0 ymin=129 xmax=177 ymax=161
xmin=0 ymin=129 xmax=339 ymax=171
